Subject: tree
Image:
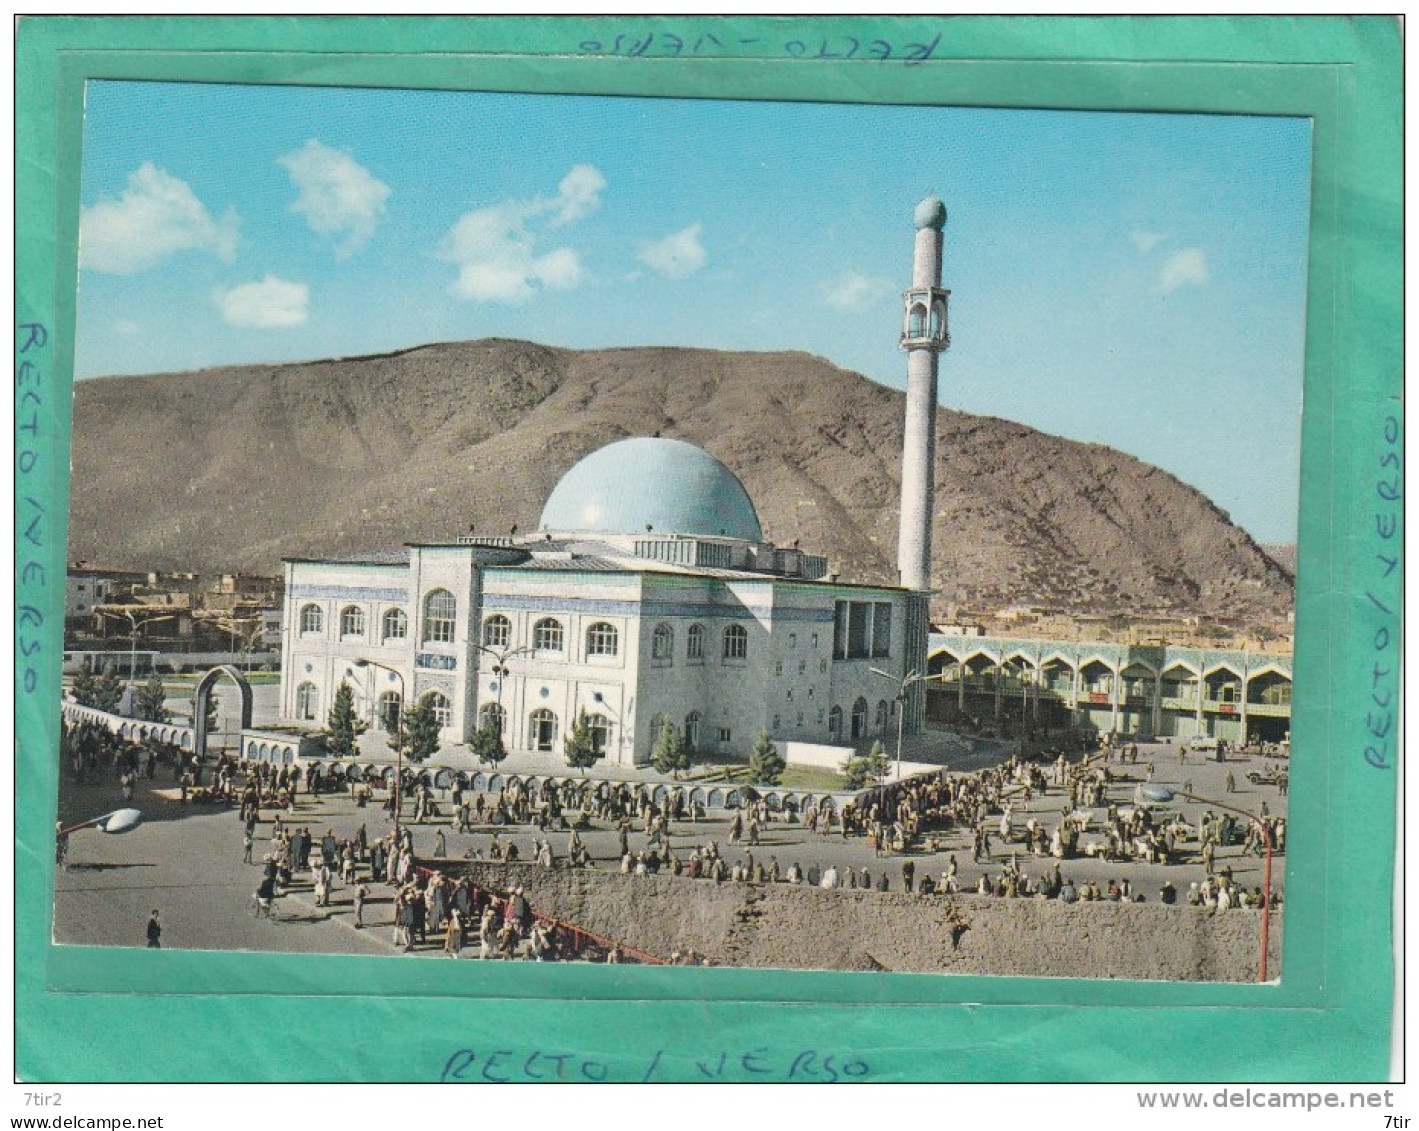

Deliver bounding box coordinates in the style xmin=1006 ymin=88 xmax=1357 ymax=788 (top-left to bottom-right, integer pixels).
xmin=383 ymin=705 xmax=404 ymax=759
xmin=563 ymin=708 xmax=603 ymax=775
xmin=404 ymin=693 xmax=443 ymax=764
xmin=325 ymin=682 xmax=367 ymax=758
xmin=471 ymin=714 xmax=509 ymax=769
xmin=842 ymin=739 xmax=891 ymax=791
xmin=651 ymin=718 xmax=691 ymax=780
xmin=134 ymin=673 xmax=172 ymax=723
xmin=93 ymin=662 xmax=124 ymax=715
xmin=748 ymin=729 xmax=786 ymax=786
xmin=190 ymin=691 xmax=220 ymax=734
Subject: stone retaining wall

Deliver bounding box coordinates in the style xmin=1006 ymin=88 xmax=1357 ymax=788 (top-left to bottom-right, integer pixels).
xmin=452 ymin=861 xmax=1281 ymax=982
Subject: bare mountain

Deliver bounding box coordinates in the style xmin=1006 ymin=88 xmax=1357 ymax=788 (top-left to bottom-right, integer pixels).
xmin=69 ymin=339 xmax=1294 ymax=621
xmin=1262 ymin=543 xmax=1297 ymax=578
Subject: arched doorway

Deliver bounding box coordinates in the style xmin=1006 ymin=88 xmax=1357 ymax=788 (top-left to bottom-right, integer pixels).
xmin=193 ymin=665 xmax=254 ymax=760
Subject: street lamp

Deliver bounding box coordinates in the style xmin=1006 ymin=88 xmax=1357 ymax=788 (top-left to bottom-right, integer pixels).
xmin=56 ymin=807 xmax=144 ymax=871
xmin=1139 ymin=782 xmax=1276 ymax=982
xmin=470 ymin=642 xmax=535 ymax=752
xmin=354 ymin=658 xmax=405 ymax=836
xmin=590 ymin=690 xmax=622 ymax=764
xmin=59 ymin=807 xmax=144 ymax=836
xmin=110 ymin=608 xmax=177 ymax=695
xmin=214 ymin=613 xmax=261 ymax=672
xmin=869 ymin=667 xmax=951 ymax=787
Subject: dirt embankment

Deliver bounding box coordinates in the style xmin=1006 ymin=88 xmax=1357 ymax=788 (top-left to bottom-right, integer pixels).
xmin=456 ymin=861 xmax=1281 ymax=982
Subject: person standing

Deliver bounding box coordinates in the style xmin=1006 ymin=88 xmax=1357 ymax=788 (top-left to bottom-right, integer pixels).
xmin=354 ymin=881 xmax=369 ymax=929
xmin=242 ymin=828 xmax=254 ymax=864
xmin=444 ymin=908 xmax=463 ymax=958
xmin=146 ymin=909 xmax=162 ymax=948
xmin=478 ymin=905 xmax=496 ymax=960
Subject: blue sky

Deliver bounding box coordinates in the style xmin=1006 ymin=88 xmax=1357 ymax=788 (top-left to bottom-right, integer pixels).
xmin=75 ymin=81 xmax=1313 ymax=543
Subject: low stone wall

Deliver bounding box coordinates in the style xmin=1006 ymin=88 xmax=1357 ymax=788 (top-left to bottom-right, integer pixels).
xmin=451 ymin=861 xmax=1281 ymax=982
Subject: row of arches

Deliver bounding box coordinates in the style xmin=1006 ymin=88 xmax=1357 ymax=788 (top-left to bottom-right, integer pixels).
xmin=483 ymin=616 xmax=620 ymax=657
xmin=243 ymin=739 xmax=298 ymax=765
xmin=61 ymin=703 xmax=195 ymax=750
xmin=298 ymin=588 xmax=456 ymax=645
xmin=292 ymin=682 xmax=453 ymax=728
xmin=928 ymin=649 xmax=1292 ymax=706
xmin=828 ymin=697 xmax=894 ymax=741
xmin=482 ymin=616 xmax=751 ymax=663
xmin=275 ymin=759 xmax=846 ymax=813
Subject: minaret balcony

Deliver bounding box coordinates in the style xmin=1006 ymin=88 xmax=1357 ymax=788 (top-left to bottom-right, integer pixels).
xmin=901 ymin=330 xmax=950 ymax=350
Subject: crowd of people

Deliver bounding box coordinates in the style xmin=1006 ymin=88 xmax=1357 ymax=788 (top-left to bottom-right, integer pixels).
xmin=61 ymin=712 xmax=1287 ymax=967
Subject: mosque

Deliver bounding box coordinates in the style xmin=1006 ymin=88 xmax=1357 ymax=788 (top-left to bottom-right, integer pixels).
xmin=279 ymin=201 xmax=952 ymax=767
xmin=280 ymin=438 xmax=929 ymax=767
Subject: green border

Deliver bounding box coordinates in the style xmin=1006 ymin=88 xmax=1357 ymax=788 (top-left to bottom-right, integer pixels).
xmin=15 ymin=16 xmax=1400 ymax=1081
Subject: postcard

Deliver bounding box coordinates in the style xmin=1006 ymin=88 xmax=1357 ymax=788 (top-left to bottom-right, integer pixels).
xmin=17 ymin=15 xmax=1400 ymax=1086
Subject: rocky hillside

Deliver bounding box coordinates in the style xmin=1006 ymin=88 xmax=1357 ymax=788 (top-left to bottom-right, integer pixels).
xmin=68 ymin=338 xmax=1294 ymax=621
xmin=1262 ymin=543 xmax=1297 ymax=578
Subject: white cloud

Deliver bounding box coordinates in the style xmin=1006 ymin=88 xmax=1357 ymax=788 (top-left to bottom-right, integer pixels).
xmin=823 ymin=271 xmax=894 ymax=311
xmin=79 ymin=162 xmax=238 ymax=275
xmin=549 ymin=164 xmax=607 ymax=227
xmin=637 ymin=223 xmax=706 ymax=279
xmin=1159 ymin=248 xmax=1209 ymax=293
xmin=278 ymin=139 xmax=391 ymax=259
xmin=1130 ymin=230 xmax=1166 ymax=253
xmin=213 ymin=275 xmax=309 ymax=328
xmin=438 ymin=165 xmax=605 ymax=304
xmin=113 ymin=319 xmax=141 ymax=337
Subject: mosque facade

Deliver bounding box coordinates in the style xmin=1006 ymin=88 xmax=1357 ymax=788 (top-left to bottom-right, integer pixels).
xmin=279 ymin=437 xmax=930 ymax=767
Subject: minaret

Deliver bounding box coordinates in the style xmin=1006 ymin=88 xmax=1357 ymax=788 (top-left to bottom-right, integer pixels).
xmin=897 ymin=196 xmax=950 ymax=593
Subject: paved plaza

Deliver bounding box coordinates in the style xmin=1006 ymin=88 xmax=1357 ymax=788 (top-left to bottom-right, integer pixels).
xmin=53 ymin=727 xmax=1287 ymax=962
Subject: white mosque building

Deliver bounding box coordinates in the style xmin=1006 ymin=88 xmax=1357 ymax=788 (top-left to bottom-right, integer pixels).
xmin=278 ymin=438 xmax=930 ymax=767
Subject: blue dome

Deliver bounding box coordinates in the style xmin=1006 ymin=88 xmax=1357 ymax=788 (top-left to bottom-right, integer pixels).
xmin=539 ymin=438 xmax=763 ymax=541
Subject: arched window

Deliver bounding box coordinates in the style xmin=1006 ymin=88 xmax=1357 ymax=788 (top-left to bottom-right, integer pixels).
xmin=479 ymin=702 xmax=506 ymax=736
xmin=423 ymin=690 xmax=452 ymax=728
xmin=685 ymin=711 xmax=702 ymax=751
xmin=529 ymin=708 xmax=558 ymax=752
xmin=722 ymin=624 xmax=748 ymax=662
xmin=422 ymin=589 xmax=457 ymax=644
xmin=876 ymin=699 xmax=890 ymax=733
xmin=295 ymin=682 xmax=319 ymax=721
xmin=377 ymin=691 xmax=402 ymax=732
xmin=851 ymin=696 xmax=869 ymax=739
xmin=687 ymin=623 xmax=705 ymax=662
xmin=586 ymin=622 xmax=619 ymax=657
xmin=930 ymin=302 xmax=944 ymax=338
xmin=533 ymin=617 xmax=564 ymax=652
xmin=382 ymin=608 xmax=407 ymax=641
xmin=340 ymin=605 xmax=366 ymax=638
xmin=299 ymin=604 xmax=323 ymax=634
xmin=652 ymin=623 xmax=674 ymax=661
xmin=828 ymin=705 xmax=843 ymax=737
xmin=483 ymin=615 xmax=511 ymax=648
xmin=588 ymin=713 xmax=611 ymax=754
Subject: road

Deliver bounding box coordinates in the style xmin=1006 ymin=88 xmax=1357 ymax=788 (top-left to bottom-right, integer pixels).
xmin=53 ymin=737 xmax=1286 ymax=959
